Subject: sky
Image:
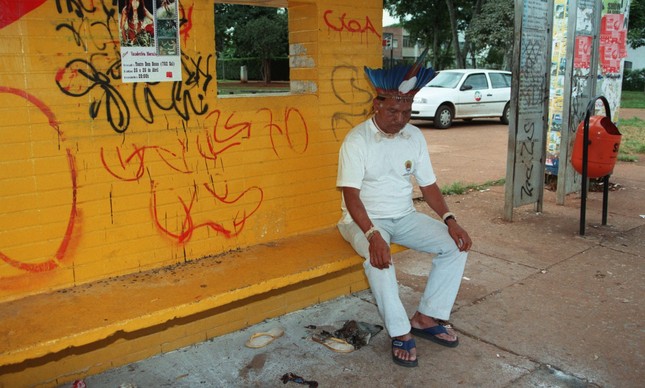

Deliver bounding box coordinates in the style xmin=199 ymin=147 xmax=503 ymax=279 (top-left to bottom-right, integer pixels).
xmin=383 ymin=9 xmax=400 ymax=26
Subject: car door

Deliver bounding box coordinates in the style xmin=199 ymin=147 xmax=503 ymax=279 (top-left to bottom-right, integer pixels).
xmin=456 ymin=72 xmax=489 ymax=117
xmin=486 ymin=71 xmax=512 ymax=116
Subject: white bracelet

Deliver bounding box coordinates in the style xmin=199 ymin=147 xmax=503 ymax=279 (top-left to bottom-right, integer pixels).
xmin=364 ymin=226 xmax=378 ymax=240
xmin=442 ymin=212 xmax=456 ymax=222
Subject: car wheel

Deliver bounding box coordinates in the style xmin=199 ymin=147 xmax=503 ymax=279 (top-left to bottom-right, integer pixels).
xmin=500 ymin=103 xmax=510 ymax=125
xmin=433 ymin=105 xmax=453 ymax=129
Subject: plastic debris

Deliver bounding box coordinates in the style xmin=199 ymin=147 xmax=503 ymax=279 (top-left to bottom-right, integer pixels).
xmin=281 ymin=372 xmax=318 ymax=387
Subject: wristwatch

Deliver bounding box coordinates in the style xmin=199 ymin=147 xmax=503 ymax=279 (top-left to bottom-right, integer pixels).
xmin=442 ymin=212 xmax=456 ymax=225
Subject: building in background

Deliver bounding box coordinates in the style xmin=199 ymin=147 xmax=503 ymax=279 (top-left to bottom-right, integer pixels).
xmin=382 ymin=26 xmax=427 ymax=67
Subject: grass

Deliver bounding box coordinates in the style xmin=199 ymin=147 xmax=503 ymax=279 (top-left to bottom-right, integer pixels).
xmin=618 ymin=88 xmax=645 ymax=162
xmin=617 ymin=117 xmax=645 ymax=162
xmin=620 ymin=91 xmax=645 ymax=109
xmin=440 ymin=179 xmax=505 ymax=196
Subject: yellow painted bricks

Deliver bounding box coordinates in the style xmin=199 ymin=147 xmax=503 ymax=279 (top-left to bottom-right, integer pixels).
xmin=0 ymin=0 xmax=390 ymax=385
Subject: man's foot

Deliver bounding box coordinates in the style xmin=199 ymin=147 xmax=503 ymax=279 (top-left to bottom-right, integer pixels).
xmin=410 ymin=312 xmax=459 ymax=348
xmin=391 ymin=334 xmax=418 ymax=367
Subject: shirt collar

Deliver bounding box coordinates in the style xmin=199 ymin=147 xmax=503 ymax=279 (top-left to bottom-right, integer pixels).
xmin=371 ymin=118 xmax=410 ymax=142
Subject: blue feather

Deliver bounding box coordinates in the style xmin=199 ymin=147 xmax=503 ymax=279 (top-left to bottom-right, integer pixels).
xmin=364 ymin=47 xmax=434 ymax=96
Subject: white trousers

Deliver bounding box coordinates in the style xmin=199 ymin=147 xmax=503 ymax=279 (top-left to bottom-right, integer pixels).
xmin=338 ymin=211 xmax=468 ymax=338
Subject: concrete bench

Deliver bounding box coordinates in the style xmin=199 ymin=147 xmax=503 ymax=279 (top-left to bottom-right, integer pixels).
xmin=0 ymin=227 xmax=406 ymax=386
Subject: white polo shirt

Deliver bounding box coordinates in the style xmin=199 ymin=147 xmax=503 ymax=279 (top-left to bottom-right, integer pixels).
xmin=337 ymin=118 xmax=437 ymax=224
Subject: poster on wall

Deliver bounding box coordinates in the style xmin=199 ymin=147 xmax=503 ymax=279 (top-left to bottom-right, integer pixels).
xmin=118 ymin=0 xmax=182 ymax=83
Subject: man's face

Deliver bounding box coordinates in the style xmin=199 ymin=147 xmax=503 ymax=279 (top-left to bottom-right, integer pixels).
xmin=373 ymin=98 xmax=412 ymax=134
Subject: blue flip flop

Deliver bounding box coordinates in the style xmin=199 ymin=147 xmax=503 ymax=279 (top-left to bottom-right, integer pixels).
xmin=411 ymin=325 xmax=459 ymax=348
xmin=391 ymin=338 xmax=418 ymax=367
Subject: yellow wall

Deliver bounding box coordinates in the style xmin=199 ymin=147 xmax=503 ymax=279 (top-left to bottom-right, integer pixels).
xmin=0 ymin=0 xmax=384 ymax=302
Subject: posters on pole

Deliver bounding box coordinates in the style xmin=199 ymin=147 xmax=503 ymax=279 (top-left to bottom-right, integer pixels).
xmin=545 ymin=0 xmax=630 ymax=180
xmin=118 ymin=0 xmax=182 ymax=83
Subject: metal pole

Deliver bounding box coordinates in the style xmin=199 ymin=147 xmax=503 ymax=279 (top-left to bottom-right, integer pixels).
xmin=602 ymin=175 xmax=609 ymax=225
xmin=579 ymin=95 xmax=612 ymax=235
xmin=580 ymin=112 xmax=590 ymax=236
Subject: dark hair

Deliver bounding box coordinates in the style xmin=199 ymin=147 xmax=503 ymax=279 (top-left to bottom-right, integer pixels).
xmin=126 ymin=0 xmax=147 ymax=21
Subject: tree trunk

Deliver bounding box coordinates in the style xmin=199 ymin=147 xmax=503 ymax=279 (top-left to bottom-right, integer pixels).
xmin=262 ymin=58 xmax=272 ymax=84
xmin=445 ymin=0 xmax=464 ymax=68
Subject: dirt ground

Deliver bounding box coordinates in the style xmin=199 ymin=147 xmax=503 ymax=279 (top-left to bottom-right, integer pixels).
xmin=620 ymin=107 xmax=645 ymax=120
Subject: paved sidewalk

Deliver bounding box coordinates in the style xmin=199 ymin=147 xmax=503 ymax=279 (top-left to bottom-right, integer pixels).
xmin=80 ymin=154 xmax=644 ymax=387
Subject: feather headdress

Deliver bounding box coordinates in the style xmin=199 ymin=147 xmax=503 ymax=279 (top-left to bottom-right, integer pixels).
xmin=364 ymin=47 xmax=434 ymax=101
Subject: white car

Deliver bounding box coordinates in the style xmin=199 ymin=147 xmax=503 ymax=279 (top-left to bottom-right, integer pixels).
xmin=411 ymin=69 xmax=512 ymax=129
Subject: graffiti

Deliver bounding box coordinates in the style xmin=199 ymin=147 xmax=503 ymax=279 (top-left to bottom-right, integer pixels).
xmin=56 ymin=1 xmax=119 ymax=52
xmin=196 ymin=106 xmax=309 ymax=161
xmin=133 ymin=54 xmax=213 ymax=124
xmin=257 ymin=107 xmax=309 ymax=157
xmin=54 ymin=1 xmax=209 ymax=134
xmin=100 ymin=105 xmax=308 ymax=244
xmin=0 ymin=87 xmax=78 ymax=273
xmin=57 ymin=58 xmax=130 ymax=133
xmin=179 ymin=3 xmax=194 ymax=44
xmin=151 ymin=180 xmax=264 ymax=243
xmin=519 ymin=120 xmax=536 ymax=199
xmin=323 ymin=10 xmax=379 ymax=40
xmin=0 ymin=0 xmax=48 ymax=29
xmin=330 ymin=65 xmax=373 ymax=140
xmin=197 ymin=110 xmax=252 ymax=161
xmin=100 ymin=143 xmax=192 ymax=181
xmin=56 ymin=0 xmax=99 ymax=19
xmin=519 ymin=37 xmax=547 ymax=112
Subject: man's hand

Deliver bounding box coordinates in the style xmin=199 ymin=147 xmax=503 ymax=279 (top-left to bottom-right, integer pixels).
xmin=368 ymin=232 xmax=392 ymax=269
xmin=445 ymin=219 xmax=472 ymax=252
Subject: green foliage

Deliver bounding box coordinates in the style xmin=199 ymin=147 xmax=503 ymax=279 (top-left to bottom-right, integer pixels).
xmin=628 ymin=0 xmax=645 ymax=49
xmin=235 ymin=13 xmax=288 ymax=59
xmin=621 ymin=91 xmax=645 ymax=108
xmin=440 ymin=179 xmax=505 ymax=195
xmin=384 ymin=0 xmax=471 ymax=70
xmin=622 ymin=69 xmax=645 ymax=92
xmin=214 ymin=5 xmax=288 ymax=83
xmin=467 ymin=0 xmax=514 ymax=70
xmin=617 ymin=117 xmax=645 ymax=162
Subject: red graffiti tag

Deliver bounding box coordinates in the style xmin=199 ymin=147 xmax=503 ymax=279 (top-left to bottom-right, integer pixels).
xmin=257 ymin=107 xmax=309 ymax=157
xmin=196 ymin=110 xmax=252 ymax=161
xmin=0 ymin=0 xmax=48 ymax=29
xmin=101 ymin=106 xmax=308 ymax=245
xmin=0 ymin=87 xmax=78 ymax=273
xmin=150 ymin=180 xmax=264 ymax=243
xmin=323 ymin=10 xmax=379 ymax=38
xmin=100 ymin=143 xmax=192 ymax=182
xmin=197 ymin=107 xmax=309 ymax=160
xmin=179 ymin=3 xmax=194 ymax=45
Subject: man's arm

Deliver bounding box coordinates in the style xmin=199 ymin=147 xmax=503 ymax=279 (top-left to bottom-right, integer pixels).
xmin=419 ymin=183 xmax=472 ymax=252
xmin=342 ymin=187 xmax=393 ymax=269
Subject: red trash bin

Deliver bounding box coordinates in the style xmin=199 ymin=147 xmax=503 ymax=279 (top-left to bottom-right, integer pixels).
xmin=571 ymin=115 xmax=622 ymax=178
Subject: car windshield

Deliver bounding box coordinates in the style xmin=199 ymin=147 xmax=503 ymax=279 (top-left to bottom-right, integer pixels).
xmin=427 ymin=71 xmax=464 ymax=88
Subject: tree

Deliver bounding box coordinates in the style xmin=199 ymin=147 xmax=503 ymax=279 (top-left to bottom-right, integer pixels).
xmin=214 ymin=4 xmax=288 ymax=83
xmin=235 ymin=11 xmax=288 ymax=84
xmin=385 ymin=0 xmax=485 ymax=69
xmin=628 ymin=0 xmax=645 ymax=49
xmin=467 ymin=0 xmax=514 ymax=70
xmin=384 ymin=0 xmax=455 ymax=70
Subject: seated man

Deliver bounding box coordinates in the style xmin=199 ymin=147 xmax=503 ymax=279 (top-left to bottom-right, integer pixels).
xmin=336 ymin=53 xmax=471 ymax=367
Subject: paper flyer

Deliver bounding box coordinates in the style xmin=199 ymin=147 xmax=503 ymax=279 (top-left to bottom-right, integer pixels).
xmin=119 ymin=0 xmax=182 ymax=83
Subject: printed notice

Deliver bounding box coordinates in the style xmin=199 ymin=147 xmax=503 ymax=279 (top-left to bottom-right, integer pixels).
xmin=119 ymin=0 xmax=181 ymax=83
